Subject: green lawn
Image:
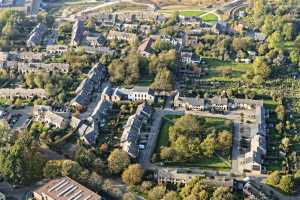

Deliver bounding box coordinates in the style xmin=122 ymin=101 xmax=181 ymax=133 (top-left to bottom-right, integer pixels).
xmin=202 ymin=13 xmax=218 ymax=24
xmin=164 ymin=156 xmax=231 ymax=171
xmin=159 ymin=9 xmax=218 ymax=23
xmin=202 ymin=58 xmax=252 ymax=82
xmin=155 ymin=115 xmax=181 ymax=153
xmin=154 ymin=115 xmax=232 ymax=171
xmin=160 ymin=9 xmax=206 ymax=16
xmin=204 ymin=117 xmax=232 ymax=132
xmin=136 ymin=76 xmax=154 ymax=87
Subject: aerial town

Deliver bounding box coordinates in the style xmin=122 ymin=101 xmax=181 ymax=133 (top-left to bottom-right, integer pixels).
xmin=0 ymin=0 xmax=299 ymax=199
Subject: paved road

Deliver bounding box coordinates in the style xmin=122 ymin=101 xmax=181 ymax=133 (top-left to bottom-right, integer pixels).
xmin=67 ymin=0 xmax=155 ymax=20
xmin=231 ymin=122 xmax=240 ymax=174
xmin=139 ymin=109 xmax=184 ymax=169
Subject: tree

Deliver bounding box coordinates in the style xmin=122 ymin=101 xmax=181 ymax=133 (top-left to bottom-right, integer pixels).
xmin=267 ymin=31 xmax=281 ymax=49
xmin=75 ymin=147 xmax=96 ymax=169
xmin=289 ymin=49 xmax=299 ymax=65
xmin=278 ymin=175 xmax=295 ymax=194
xmin=108 ymin=149 xmax=130 ymax=174
xmin=88 ymin=172 xmax=103 ymax=192
xmin=198 ymin=190 xmax=209 ymax=200
xmin=2 ymin=21 xmax=17 ymax=39
xmin=275 ymin=122 xmax=284 ymax=134
xmin=148 ymin=186 xmax=166 ymax=200
xmin=123 ymin=193 xmax=137 ymax=200
xmin=0 ymin=133 xmax=45 ymax=186
xmin=295 ymin=34 xmax=300 ymax=49
xmin=122 ymin=164 xmax=144 ymax=185
xmin=252 ymin=57 xmax=271 ymax=80
xmin=201 ymin=134 xmax=216 ymax=158
xmin=282 ymin=23 xmax=294 ymax=41
xmin=280 ymin=137 xmax=290 ymax=154
xmin=180 ymin=177 xmax=209 ymax=199
xmin=162 ymin=191 xmax=178 ymax=200
xmin=45 ymin=83 xmax=56 ymax=96
xmin=217 ymin=131 xmax=232 ymax=152
xmin=61 ymin=160 xmax=82 ymax=178
xmin=0 ymin=120 xmax=14 ymax=148
xmin=211 ymin=187 xmax=233 ymax=200
xmin=151 ymin=68 xmax=173 ymax=91
xmin=275 ymin=105 xmax=285 ymax=121
xmin=43 ymin=160 xmax=63 ymax=178
xmin=294 ymin=169 xmax=300 ymax=184
xmin=160 ymin=147 xmax=176 ymax=161
xmin=265 ymin=171 xmax=281 ymax=186
xmin=25 ymin=72 xmax=35 ymax=88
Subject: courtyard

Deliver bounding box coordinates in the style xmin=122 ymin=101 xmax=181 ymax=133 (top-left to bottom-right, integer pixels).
xmin=153 ymin=114 xmax=232 ymax=171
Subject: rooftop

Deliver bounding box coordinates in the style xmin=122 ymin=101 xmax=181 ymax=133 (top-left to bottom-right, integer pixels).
xmin=33 ymin=177 xmax=101 ymax=200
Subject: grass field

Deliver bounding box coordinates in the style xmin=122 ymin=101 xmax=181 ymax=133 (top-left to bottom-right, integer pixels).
xmin=155 ymin=115 xmax=180 ymax=152
xmin=202 ymin=58 xmax=252 ymax=82
xmin=160 ymin=9 xmax=218 ymax=24
xmin=154 ymin=115 xmax=232 ymax=171
xmin=202 ymin=13 xmax=219 ymax=24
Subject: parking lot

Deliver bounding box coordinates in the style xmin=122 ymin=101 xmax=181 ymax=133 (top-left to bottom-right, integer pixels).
xmin=0 ymin=106 xmax=33 ymax=130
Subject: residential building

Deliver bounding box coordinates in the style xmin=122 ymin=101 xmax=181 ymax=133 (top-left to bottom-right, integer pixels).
xmin=211 ymin=96 xmax=228 ymax=111
xmin=71 ymin=20 xmax=84 ymax=46
xmin=33 ymin=105 xmax=70 ymax=129
xmin=78 ymin=46 xmax=115 ymax=56
xmin=43 ymin=111 xmax=70 ymax=129
xmin=126 ymin=86 xmax=155 ymax=102
xmin=0 ymin=0 xmax=15 ymax=7
xmin=181 ymin=51 xmax=201 ymax=64
xmin=25 ymin=0 xmax=40 ymax=16
xmin=0 ymin=52 xmax=9 ymax=61
xmin=213 ymin=21 xmax=233 ymax=35
xmin=101 ymin=86 xmax=124 ymax=102
xmin=86 ymin=34 xmax=106 ymax=47
xmin=46 ymin=45 xmax=68 ymax=55
xmin=71 ymin=63 xmax=108 ymax=109
xmin=19 ymin=52 xmax=44 ymax=62
xmin=0 ymin=88 xmax=46 ymax=99
xmin=174 ymin=94 xmax=205 ymax=111
xmin=121 ymin=103 xmax=152 ymax=158
xmin=90 ymin=99 xmax=112 ymax=132
xmin=232 ymin=99 xmax=263 ymax=110
xmin=17 ymin=62 xmax=69 ymax=74
xmin=27 ymin=23 xmax=47 ymax=47
xmin=178 ymin=15 xmax=202 ymax=27
xmin=239 ymin=104 xmax=266 ymax=175
xmin=101 ymin=86 xmax=155 ymax=103
xmin=138 ymin=37 xmax=155 ymax=57
xmin=107 ymin=31 xmax=138 ymax=43
xmin=32 ymin=177 xmax=101 ymax=200
xmin=33 ymin=105 xmax=51 ymax=117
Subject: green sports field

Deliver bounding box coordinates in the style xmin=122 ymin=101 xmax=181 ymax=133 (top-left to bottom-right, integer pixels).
xmin=160 ymin=9 xmax=218 ymax=24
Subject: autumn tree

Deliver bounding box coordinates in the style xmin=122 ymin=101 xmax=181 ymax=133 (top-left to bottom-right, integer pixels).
xmin=151 ymin=68 xmax=174 ymax=91
xmin=265 ymin=170 xmax=281 ymax=186
xmin=108 ymin=149 xmax=130 ymax=174
xmin=278 ymin=175 xmax=295 ymax=194
xmin=122 ymin=164 xmax=144 ymax=185
xmin=211 ymin=186 xmax=233 ymax=200
xmin=148 ymin=186 xmax=166 ymax=200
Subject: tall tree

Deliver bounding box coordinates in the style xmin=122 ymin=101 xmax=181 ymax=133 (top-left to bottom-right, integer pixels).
xmin=108 ymin=149 xmax=130 ymax=174
xmin=122 ymin=164 xmax=144 ymax=186
xmin=151 ymin=68 xmax=173 ymax=91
